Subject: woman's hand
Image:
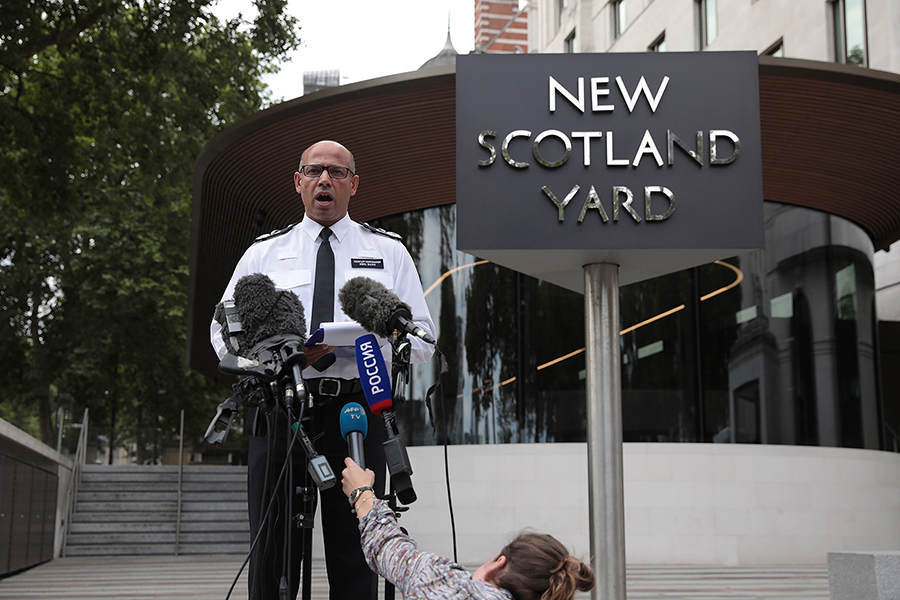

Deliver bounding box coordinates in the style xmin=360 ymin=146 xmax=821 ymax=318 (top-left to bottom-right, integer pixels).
xmin=342 ymin=457 xmax=378 ymax=519
xmin=342 ymin=457 xmax=376 ymax=498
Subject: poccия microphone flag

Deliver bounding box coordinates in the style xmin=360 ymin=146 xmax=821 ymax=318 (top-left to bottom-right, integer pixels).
xmin=355 ymin=333 xmax=393 ymax=416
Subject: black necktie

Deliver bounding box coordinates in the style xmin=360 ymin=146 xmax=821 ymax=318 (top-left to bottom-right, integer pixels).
xmin=310 ymin=227 xmax=335 ymax=371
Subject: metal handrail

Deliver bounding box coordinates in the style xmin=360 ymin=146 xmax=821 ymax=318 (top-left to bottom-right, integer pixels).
xmin=175 ymin=410 xmax=185 ymax=555
xmin=61 ymin=408 xmax=89 ymax=557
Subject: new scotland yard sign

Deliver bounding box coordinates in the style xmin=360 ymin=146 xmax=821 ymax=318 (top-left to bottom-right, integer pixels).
xmin=456 ymin=51 xmax=764 ymax=291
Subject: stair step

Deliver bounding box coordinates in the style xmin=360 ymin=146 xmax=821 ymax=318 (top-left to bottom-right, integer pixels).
xmin=179 ymin=511 xmax=247 ymax=522
xmin=80 ymin=465 xmax=247 ymax=475
xmin=76 ymin=501 xmax=178 ymax=512
xmin=80 ymin=473 xmax=179 ymax=484
xmin=69 ymin=522 xmax=177 ymax=534
xmin=179 ymin=521 xmax=249 ymax=532
xmin=64 ymin=544 xmax=177 ymax=556
xmin=183 ymin=469 xmax=247 ymax=479
xmin=176 ymin=543 xmax=250 ymax=554
xmin=67 ymin=532 xmax=177 ymax=545
xmin=69 ymin=521 xmax=248 ymax=534
xmin=181 ymin=481 xmax=246 ymax=491
xmin=181 ymin=492 xmax=246 ymax=503
xmin=71 ymin=512 xmax=178 ymax=523
xmin=78 ymin=481 xmax=179 ymax=492
xmin=77 ymin=491 xmax=179 ymax=502
xmin=181 ymin=501 xmax=247 ymax=512
xmin=178 ymin=531 xmax=250 ymax=543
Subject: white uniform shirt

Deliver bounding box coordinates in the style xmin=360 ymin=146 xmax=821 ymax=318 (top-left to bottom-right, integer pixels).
xmin=210 ymin=214 xmax=436 ymax=379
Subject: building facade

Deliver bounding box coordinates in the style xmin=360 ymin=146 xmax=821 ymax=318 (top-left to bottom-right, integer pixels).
xmin=475 ymin=0 xmax=530 ymax=52
xmin=535 ymin=0 xmax=900 ymax=73
xmin=187 ymin=0 xmax=900 ymax=564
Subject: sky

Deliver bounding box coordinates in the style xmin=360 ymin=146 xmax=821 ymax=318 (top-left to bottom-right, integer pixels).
xmin=214 ymin=0 xmax=484 ymax=101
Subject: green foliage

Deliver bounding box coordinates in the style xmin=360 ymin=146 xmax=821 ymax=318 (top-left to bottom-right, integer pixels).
xmin=0 ymin=0 xmax=300 ymax=453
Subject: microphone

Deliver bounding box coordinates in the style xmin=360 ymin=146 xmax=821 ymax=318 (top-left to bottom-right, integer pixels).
xmin=214 ymin=273 xmax=307 ymax=356
xmin=339 ymin=277 xmax=435 ymax=344
xmin=355 ymin=333 xmax=416 ymax=504
xmin=339 ymin=402 xmax=368 ymax=470
xmin=213 ymin=273 xmax=308 ymax=407
xmin=211 ymin=274 xmax=336 ymax=490
xmin=290 ymin=421 xmax=336 ymax=490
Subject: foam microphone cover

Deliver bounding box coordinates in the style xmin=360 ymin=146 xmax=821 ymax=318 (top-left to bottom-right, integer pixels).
xmin=339 ymin=276 xmax=412 ymax=339
xmin=215 ymin=273 xmax=307 ymax=354
xmin=339 ymin=402 xmax=369 ymax=440
xmin=340 ymin=402 xmax=368 ymax=469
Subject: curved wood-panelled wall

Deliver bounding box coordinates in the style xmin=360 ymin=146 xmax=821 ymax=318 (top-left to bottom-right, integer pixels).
xmin=188 ymin=59 xmax=900 ymax=380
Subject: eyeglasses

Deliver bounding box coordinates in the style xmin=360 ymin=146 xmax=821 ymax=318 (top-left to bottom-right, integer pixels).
xmin=299 ymin=164 xmax=355 ymax=180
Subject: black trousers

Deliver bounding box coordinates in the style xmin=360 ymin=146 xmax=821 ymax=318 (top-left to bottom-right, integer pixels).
xmin=246 ymin=392 xmax=386 ymax=600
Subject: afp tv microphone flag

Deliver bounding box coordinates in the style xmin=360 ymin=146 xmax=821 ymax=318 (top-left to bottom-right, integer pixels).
xmin=355 ymin=333 xmax=393 ymax=416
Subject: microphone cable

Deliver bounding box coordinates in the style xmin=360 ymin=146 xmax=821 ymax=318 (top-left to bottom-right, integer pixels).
xmin=424 ymin=348 xmax=458 ymax=563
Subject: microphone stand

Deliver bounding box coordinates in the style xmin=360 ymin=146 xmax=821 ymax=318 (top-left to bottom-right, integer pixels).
xmin=272 ymin=338 xmax=332 ymax=600
xmin=288 ymin=388 xmax=317 ymax=600
xmin=210 ymin=335 xmax=332 ymax=600
xmin=383 ymin=332 xmax=416 ymax=600
xmin=384 ymin=333 xmax=416 ymax=505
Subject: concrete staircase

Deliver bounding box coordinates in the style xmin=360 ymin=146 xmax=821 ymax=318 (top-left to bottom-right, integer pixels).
xmin=65 ymin=464 xmax=250 ymax=556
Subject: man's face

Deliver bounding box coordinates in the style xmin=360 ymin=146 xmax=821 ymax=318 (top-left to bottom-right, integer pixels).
xmin=293 ymin=141 xmax=359 ymax=226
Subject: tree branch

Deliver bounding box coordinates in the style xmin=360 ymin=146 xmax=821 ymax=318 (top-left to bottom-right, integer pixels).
xmin=0 ymin=3 xmax=111 ymax=66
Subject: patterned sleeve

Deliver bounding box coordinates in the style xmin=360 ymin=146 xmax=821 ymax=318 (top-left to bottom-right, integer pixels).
xmin=359 ymin=499 xmax=462 ymax=596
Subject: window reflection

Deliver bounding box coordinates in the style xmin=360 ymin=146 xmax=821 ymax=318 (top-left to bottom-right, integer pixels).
xmin=371 ymin=202 xmax=884 ymax=451
xmin=832 ymin=0 xmax=867 ymax=66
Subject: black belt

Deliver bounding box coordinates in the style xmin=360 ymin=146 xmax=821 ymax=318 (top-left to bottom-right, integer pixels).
xmin=306 ymin=378 xmax=363 ymax=397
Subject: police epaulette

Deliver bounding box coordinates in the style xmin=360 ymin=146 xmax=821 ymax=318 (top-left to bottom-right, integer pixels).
xmin=253 ymin=222 xmax=299 ymax=244
xmin=362 ymin=222 xmax=402 ymax=242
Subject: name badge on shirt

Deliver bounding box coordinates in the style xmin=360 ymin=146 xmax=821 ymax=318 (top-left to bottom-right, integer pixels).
xmin=351 ymin=258 xmax=384 ymax=269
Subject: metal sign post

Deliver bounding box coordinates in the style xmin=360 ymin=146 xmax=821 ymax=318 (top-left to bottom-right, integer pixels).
xmin=584 ymin=263 xmax=625 ymax=600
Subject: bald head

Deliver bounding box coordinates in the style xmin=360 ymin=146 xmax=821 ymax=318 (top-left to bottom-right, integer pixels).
xmin=300 ymin=140 xmax=356 ymax=173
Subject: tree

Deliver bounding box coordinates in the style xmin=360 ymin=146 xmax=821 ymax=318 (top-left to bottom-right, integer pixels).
xmin=0 ymin=0 xmax=300 ymax=452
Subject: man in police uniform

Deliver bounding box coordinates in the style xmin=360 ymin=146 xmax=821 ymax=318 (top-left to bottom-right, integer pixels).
xmin=210 ymin=140 xmax=436 ymax=600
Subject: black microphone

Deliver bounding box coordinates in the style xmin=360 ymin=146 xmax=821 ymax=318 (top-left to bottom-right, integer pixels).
xmin=213 ymin=273 xmax=308 ymax=405
xmin=214 ymin=273 xmax=307 ymax=356
xmin=339 ymin=402 xmax=368 ymax=470
xmin=339 ymin=277 xmax=435 ymax=344
xmin=354 ymin=334 xmax=416 ymax=505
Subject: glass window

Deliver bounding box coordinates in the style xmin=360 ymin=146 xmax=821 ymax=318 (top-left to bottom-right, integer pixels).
xmin=697 ymin=0 xmax=717 ymax=47
xmin=374 ymin=203 xmax=883 ymax=452
xmin=650 ymin=33 xmax=666 ymax=52
xmin=613 ymin=0 xmax=626 ymax=39
xmin=832 ymin=0 xmax=867 ymax=65
xmin=765 ymin=40 xmax=784 ymax=57
xmin=372 ymin=206 xmax=586 ymax=446
xmin=565 ymin=29 xmax=578 ymax=53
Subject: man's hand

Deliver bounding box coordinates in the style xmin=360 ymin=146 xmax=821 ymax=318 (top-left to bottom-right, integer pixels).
xmin=304 ymin=343 xmax=335 ymax=365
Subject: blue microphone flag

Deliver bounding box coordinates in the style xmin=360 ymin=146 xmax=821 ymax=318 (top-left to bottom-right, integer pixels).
xmin=339 ymin=402 xmax=368 ymax=440
xmin=354 ymin=333 xmax=393 ymax=416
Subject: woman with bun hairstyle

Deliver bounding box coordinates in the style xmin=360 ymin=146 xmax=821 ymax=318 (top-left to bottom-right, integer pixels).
xmin=342 ymin=457 xmax=595 ymax=600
